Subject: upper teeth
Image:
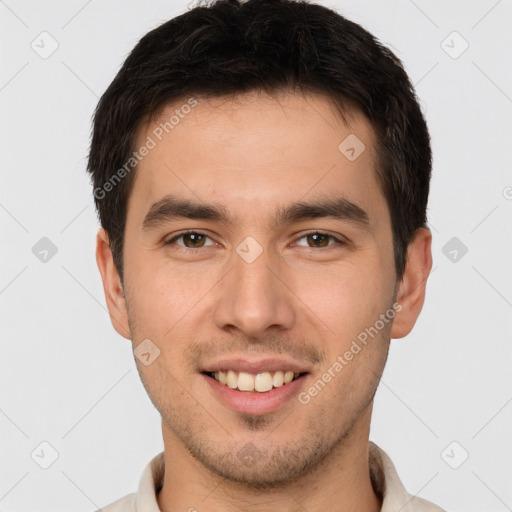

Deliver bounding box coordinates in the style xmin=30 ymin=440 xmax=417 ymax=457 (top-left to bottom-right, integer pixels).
xmin=213 ymin=370 xmax=299 ymax=392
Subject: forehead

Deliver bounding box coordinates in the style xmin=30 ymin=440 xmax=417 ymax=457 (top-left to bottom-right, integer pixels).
xmin=128 ymin=91 xmax=386 ymax=226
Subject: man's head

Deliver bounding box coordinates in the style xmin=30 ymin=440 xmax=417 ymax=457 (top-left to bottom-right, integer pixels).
xmin=87 ymin=0 xmax=431 ymax=286
xmin=89 ymin=0 xmax=432 ymax=491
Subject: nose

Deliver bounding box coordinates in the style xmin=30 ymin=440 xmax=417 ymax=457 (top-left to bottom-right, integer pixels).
xmin=213 ymin=245 xmax=295 ymax=339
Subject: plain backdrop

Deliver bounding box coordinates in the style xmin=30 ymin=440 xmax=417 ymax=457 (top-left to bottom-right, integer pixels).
xmin=1 ymin=1 xmax=511 ymax=511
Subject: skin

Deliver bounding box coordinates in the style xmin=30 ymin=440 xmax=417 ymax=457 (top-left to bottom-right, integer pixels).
xmin=96 ymin=90 xmax=432 ymax=512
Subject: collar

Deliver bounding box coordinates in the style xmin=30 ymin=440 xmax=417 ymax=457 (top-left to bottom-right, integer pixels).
xmin=135 ymin=441 xmax=443 ymax=511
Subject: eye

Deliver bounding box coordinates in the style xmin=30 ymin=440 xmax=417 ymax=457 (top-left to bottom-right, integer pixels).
xmin=293 ymin=231 xmax=345 ymax=249
xmin=164 ymin=231 xmax=216 ymax=249
xmin=163 ymin=230 xmax=345 ymax=251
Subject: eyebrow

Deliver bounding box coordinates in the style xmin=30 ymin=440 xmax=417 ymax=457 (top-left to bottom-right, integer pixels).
xmin=142 ymin=194 xmax=371 ymax=231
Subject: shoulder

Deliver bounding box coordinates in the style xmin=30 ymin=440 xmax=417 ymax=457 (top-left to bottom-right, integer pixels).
xmin=93 ymin=492 xmax=137 ymax=512
xmin=369 ymin=442 xmax=447 ymax=512
xmin=405 ymin=495 xmax=447 ymax=512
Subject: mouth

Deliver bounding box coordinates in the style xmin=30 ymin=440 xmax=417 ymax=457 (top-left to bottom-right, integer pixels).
xmin=202 ymin=370 xmax=308 ymax=393
xmin=201 ymin=369 xmax=310 ymax=415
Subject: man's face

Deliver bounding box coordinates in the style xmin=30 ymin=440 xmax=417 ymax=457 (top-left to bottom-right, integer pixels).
xmin=115 ymin=91 xmax=400 ymax=486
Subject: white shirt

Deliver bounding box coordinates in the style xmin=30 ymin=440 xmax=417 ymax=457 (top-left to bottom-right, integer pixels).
xmin=96 ymin=442 xmax=446 ymax=511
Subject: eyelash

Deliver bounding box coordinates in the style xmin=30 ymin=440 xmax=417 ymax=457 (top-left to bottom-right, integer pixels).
xmin=164 ymin=230 xmax=346 ymax=250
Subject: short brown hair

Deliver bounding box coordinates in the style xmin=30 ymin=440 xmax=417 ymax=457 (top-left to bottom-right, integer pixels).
xmin=87 ymin=0 xmax=432 ymax=284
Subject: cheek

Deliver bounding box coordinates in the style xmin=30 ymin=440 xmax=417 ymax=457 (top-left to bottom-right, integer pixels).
xmin=124 ymin=254 xmax=218 ymax=336
xmin=289 ymin=257 xmax=391 ymax=336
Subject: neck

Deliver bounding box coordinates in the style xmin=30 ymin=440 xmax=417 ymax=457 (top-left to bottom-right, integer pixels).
xmin=157 ymin=405 xmax=381 ymax=512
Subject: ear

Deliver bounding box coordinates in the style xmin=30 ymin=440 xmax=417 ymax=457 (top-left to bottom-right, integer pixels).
xmin=95 ymin=228 xmax=131 ymax=340
xmin=390 ymin=227 xmax=433 ymax=339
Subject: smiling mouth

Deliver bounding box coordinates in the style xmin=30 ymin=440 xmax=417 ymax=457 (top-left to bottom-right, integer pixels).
xmin=203 ymin=370 xmax=308 ymax=393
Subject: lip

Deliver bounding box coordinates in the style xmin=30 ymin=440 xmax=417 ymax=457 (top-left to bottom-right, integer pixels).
xmin=200 ymin=357 xmax=312 ymax=374
xmin=202 ymin=372 xmax=310 ymax=415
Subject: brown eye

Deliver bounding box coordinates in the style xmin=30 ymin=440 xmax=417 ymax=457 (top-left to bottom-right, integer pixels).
xmin=165 ymin=231 xmax=215 ymax=249
xmin=182 ymin=233 xmax=206 ymax=248
xmin=306 ymin=233 xmax=330 ymax=247
xmin=294 ymin=231 xmax=344 ymax=248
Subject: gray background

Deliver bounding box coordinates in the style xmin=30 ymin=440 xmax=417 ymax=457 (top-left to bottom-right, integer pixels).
xmin=1 ymin=0 xmax=511 ymax=510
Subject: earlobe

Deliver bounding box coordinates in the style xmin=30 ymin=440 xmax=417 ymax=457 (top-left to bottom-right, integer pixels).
xmin=95 ymin=228 xmax=132 ymax=340
xmin=390 ymin=227 xmax=433 ymax=340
